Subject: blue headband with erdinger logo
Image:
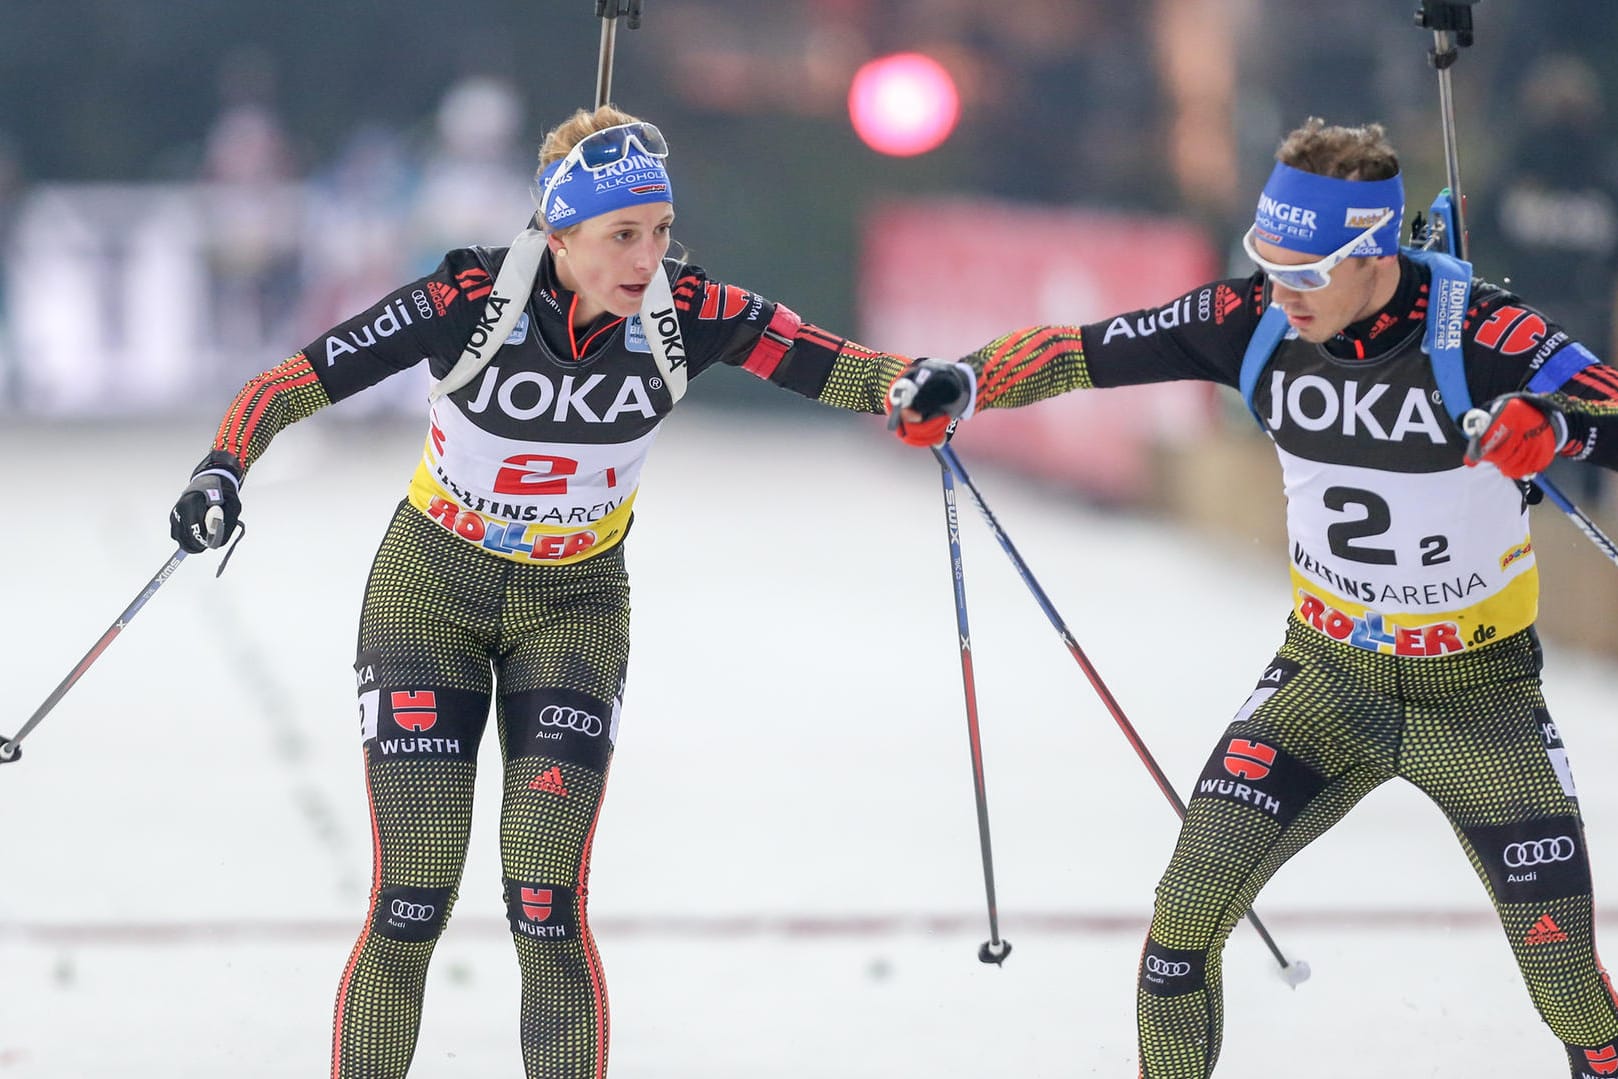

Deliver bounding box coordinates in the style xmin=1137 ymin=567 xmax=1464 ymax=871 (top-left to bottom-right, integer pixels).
xmin=538 ymin=153 xmax=674 ymax=230
xmin=1252 ymin=162 xmax=1404 ymax=257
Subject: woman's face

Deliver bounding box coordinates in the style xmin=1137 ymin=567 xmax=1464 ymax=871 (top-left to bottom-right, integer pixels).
xmin=551 ymin=203 xmax=674 ymax=323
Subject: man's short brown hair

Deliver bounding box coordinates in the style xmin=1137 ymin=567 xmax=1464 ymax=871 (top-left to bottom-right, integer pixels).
xmin=1276 ymin=118 xmax=1400 ymax=181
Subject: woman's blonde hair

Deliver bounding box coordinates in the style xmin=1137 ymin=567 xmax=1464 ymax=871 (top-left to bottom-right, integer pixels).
xmin=537 ymin=104 xmax=643 ymax=170
xmin=534 ymin=104 xmax=684 ymax=260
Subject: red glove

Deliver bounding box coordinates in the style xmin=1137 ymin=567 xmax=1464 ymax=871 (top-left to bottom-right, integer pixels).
xmin=1462 ymin=394 xmax=1567 ymax=479
xmin=889 ymin=413 xmax=954 ymax=447
xmin=885 ymin=359 xmax=975 ymax=447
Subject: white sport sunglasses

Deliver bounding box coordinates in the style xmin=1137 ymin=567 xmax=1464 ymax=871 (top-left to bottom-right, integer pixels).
xmin=1241 ymin=207 xmax=1397 ymax=291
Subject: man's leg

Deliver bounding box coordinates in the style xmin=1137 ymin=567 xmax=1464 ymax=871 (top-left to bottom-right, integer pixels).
xmin=1138 ymin=643 xmax=1395 ymax=1078
xmin=1402 ymin=638 xmax=1618 ymax=1076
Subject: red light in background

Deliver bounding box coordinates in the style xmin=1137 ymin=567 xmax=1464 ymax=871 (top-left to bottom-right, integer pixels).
xmin=847 ymin=53 xmax=960 ymax=157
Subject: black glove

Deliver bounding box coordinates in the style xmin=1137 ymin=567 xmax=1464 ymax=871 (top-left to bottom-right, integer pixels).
xmin=885 ymin=359 xmax=976 ymax=447
xmin=170 ymin=451 xmax=243 ymax=553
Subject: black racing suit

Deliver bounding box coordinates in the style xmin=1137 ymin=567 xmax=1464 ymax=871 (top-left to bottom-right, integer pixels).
xmin=946 ymin=257 xmax=1618 ymax=1078
xmin=192 ymin=246 xmax=910 ymax=1078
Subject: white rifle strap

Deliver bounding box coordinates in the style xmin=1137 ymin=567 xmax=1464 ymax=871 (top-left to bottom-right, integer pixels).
xmin=639 ymin=263 xmax=688 ymax=404
xmin=428 ymin=228 xmax=549 ymax=402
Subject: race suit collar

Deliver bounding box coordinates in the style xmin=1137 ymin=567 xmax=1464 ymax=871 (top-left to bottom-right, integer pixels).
xmin=1323 ymin=254 xmax=1427 ymax=362
xmin=535 ymin=249 xmax=627 ymax=362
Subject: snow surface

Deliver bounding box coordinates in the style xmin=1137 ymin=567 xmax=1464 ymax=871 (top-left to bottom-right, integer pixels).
xmin=3 ymin=407 xmax=1616 ymax=1077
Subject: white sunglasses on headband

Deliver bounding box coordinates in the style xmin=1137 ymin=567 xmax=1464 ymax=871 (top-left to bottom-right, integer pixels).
xmin=537 ymin=121 xmax=670 ymax=226
xmin=1241 ymin=208 xmax=1396 ymax=291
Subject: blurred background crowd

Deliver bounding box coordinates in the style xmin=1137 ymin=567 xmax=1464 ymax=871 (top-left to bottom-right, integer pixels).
xmin=2 ymin=0 xmax=1617 ymax=508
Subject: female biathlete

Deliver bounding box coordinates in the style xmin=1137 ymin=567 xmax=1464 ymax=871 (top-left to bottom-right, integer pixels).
xmin=169 ymin=105 xmax=926 ymax=1078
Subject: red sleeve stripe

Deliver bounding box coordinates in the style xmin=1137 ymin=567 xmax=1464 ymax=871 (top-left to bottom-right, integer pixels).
xmin=793 ymin=323 xmax=844 ymax=352
xmin=980 ymin=327 xmax=1071 ymax=398
xmin=216 ymin=354 xmax=320 ymax=459
xmin=741 ymin=303 xmax=803 ymax=379
xmin=1573 ymin=366 xmax=1618 ymax=401
xmin=981 ymin=358 xmax=1057 ymax=404
xmin=672 ymin=275 xmax=701 ymax=310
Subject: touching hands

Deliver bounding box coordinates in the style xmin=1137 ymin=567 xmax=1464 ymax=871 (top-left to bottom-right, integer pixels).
xmin=885 ymin=359 xmax=976 ymax=447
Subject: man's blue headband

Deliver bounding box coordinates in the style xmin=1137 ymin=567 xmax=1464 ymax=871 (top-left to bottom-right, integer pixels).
xmin=1252 ymin=162 xmax=1404 ymax=257
xmin=537 ymin=153 xmax=673 ymax=230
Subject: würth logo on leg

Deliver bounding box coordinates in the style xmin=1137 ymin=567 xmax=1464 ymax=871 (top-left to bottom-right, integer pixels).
xmin=1223 ymin=739 xmax=1278 ymax=781
xmin=529 ymin=765 xmax=568 ymax=797
xmin=391 ymin=690 xmax=437 ymax=732
xmin=1584 ymin=1045 xmax=1618 ymax=1076
xmin=521 ymin=887 xmax=553 ymax=922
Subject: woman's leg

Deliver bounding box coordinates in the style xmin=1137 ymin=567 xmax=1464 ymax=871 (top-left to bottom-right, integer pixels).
xmin=495 ymin=546 xmax=631 ymax=1079
xmin=332 ymin=506 xmax=498 ymax=1079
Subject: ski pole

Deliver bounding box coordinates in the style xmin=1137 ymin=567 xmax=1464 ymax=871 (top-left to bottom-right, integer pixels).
xmin=0 ymin=547 xmax=193 ymax=764
xmin=933 ymin=443 xmax=1310 ymax=986
xmin=1528 ymin=477 xmax=1618 ymax=566
xmin=594 ymin=0 xmax=643 ymax=108
xmin=935 ymin=454 xmax=1012 ymax=966
xmin=1459 ymin=410 xmax=1618 ymax=568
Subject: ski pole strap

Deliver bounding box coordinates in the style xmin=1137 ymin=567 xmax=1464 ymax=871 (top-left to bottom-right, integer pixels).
xmin=634 ymin=263 xmax=688 ymax=403
xmin=1405 ymin=247 xmax=1475 ymax=423
xmin=1238 ymin=304 xmax=1291 ymax=427
xmin=430 ymin=228 xmax=549 ymax=402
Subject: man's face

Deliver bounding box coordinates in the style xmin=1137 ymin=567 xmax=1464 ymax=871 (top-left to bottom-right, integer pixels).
xmin=1251 ymin=237 xmax=1396 ymax=344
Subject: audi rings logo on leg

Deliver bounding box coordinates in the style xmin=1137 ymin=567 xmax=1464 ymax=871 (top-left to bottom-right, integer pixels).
xmin=1503 ymin=836 xmax=1577 ymax=868
xmin=1145 ymin=956 xmax=1191 ymax=978
xmin=390 ymin=899 xmax=437 ymax=921
xmin=537 ymin=705 xmax=603 ymax=737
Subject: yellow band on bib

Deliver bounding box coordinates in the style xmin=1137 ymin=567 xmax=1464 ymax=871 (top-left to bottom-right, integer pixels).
xmin=1289 ymin=561 xmax=1538 ymax=656
xmin=406 ymin=458 xmax=634 ymax=565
